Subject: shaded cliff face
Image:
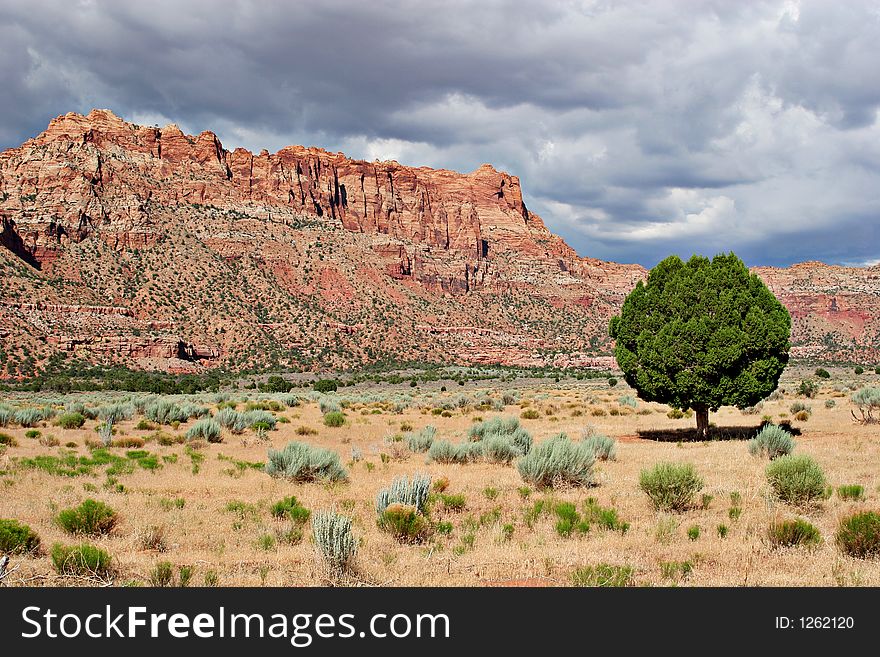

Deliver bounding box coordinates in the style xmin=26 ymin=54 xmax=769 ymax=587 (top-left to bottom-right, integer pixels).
xmin=0 ymin=110 xmax=876 ymax=376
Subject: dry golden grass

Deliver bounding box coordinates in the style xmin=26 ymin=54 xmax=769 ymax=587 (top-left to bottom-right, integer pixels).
xmin=2 ymin=370 xmax=879 ymax=587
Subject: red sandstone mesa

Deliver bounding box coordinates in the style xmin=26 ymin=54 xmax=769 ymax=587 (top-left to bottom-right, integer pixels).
xmin=0 ymin=110 xmax=877 ymax=375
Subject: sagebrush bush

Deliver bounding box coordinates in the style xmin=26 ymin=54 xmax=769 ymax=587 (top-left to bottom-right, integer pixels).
xmin=318 ymin=396 xmax=342 ymax=414
xmin=851 ymin=387 xmax=880 ymax=423
xmin=516 ymin=433 xmax=595 ymax=489
xmin=265 ymin=441 xmax=348 ymax=482
xmin=766 ymin=454 xmax=826 ymax=505
xmin=312 ymin=510 xmax=357 ymax=572
xmin=56 ymin=499 xmax=119 ymax=536
xmin=836 ymin=511 xmax=880 ymax=558
xmin=639 ymin=462 xmax=703 ymax=512
xmin=56 ymin=412 xmax=86 ymax=430
xmin=404 ymin=425 xmax=435 ymax=453
xmin=242 ymin=409 xmax=277 ymax=431
xmin=583 ymin=433 xmax=616 ymax=461
xmin=376 ymin=473 xmax=431 ymax=514
xmin=377 ymin=503 xmax=431 ymax=543
xmin=748 ymin=424 xmax=795 ymax=459
xmin=428 ymin=439 xmax=483 ymax=464
xmin=768 ymin=518 xmax=822 ymax=548
xmin=13 ymin=407 xmax=44 ymax=427
xmin=145 ymin=400 xmax=188 ymax=425
xmin=216 ymin=407 xmax=248 ymax=434
xmin=186 ymin=418 xmax=222 ymax=443
xmin=51 ymin=542 xmax=112 ymax=576
xmin=0 ymin=518 xmax=41 ymax=554
xmin=323 ymin=411 xmax=346 ymax=427
xmin=99 ymin=403 xmax=134 ymax=425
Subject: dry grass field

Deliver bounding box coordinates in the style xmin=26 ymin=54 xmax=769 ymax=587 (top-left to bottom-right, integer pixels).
xmin=1 ymin=365 xmax=879 ymax=587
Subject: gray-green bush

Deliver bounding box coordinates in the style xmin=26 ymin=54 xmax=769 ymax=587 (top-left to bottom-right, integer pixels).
xmin=766 ymin=454 xmax=826 ymax=505
xmin=516 ymin=433 xmax=595 ymax=488
xmin=404 ymin=425 xmax=436 ymax=453
xmin=376 ymin=473 xmax=431 ymax=514
xmin=265 ymin=441 xmax=348 ymax=482
xmin=186 ymin=418 xmax=222 ymax=443
xmin=639 ymin=463 xmax=703 ymax=512
xmin=583 ymin=433 xmax=617 ymax=461
xmin=748 ymin=424 xmax=795 ymax=459
xmin=312 ymin=510 xmax=357 ymax=573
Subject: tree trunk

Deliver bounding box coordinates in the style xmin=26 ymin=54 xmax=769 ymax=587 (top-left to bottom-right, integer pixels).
xmin=695 ymin=405 xmax=709 ymax=439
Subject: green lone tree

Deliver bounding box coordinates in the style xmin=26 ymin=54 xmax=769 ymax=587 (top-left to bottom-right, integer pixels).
xmin=609 ymin=253 xmax=791 ymax=438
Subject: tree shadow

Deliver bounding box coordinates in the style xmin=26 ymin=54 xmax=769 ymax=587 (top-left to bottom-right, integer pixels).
xmin=637 ymin=420 xmax=801 ymax=443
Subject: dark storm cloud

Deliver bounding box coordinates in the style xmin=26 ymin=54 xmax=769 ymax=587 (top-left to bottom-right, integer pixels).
xmin=1 ymin=0 xmax=879 ymax=267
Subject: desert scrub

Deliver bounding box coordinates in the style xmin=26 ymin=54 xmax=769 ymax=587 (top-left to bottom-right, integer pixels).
xmin=265 ymin=441 xmax=348 ymax=482
xmin=216 ymin=407 xmax=248 ymax=434
xmin=0 ymin=518 xmax=41 ymax=554
xmin=837 ymin=484 xmax=865 ymax=501
xmin=428 ymin=439 xmax=483 ymax=464
xmin=768 ymin=518 xmax=822 ymax=549
xmin=323 ymin=411 xmax=346 ymax=427
xmin=517 ymin=433 xmax=595 ymax=488
xmin=571 ymin=563 xmax=634 ymax=587
xmin=56 ymin=412 xmax=86 ymax=430
xmin=13 ymin=407 xmax=46 ymax=427
xmin=377 ymin=503 xmax=431 ymax=543
xmin=312 ymin=510 xmax=357 ymax=573
xmin=765 ymin=454 xmax=826 ymax=505
xmin=270 ymin=496 xmax=311 ymax=524
xmin=376 ymin=473 xmax=431 ymax=514
xmin=835 ymin=511 xmax=880 ymax=558
xmin=639 ymin=462 xmax=703 ymax=512
xmin=404 ymin=425 xmax=436 ymax=453
xmin=583 ymin=433 xmax=616 ymax=461
xmin=186 ymin=417 xmax=222 ymax=443
xmin=748 ymin=424 xmax=795 ymax=459
xmin=51 ymin=542 xmax=112 ymax=577
xmin=56 ymin=498 xmax=119 ymax=536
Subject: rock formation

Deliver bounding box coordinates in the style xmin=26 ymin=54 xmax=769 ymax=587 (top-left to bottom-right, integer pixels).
xmin=0 ymin=109 xmax=877 ymax=376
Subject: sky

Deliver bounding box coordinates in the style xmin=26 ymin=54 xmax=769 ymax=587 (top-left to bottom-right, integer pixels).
xmin=2 ymin=0 xmax=879 ymax=268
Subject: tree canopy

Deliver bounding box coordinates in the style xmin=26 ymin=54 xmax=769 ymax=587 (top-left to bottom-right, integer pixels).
xmin=608 ymin=253 xmax=791 ymax=436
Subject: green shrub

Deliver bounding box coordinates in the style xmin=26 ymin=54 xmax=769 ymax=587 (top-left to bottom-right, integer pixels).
xmin=428 ymin=439 xmax=483 ymax=464
xmin=265 ymin=441 xmax=348 ymax=482
xmin=825 ymin=399 xmax=836 ymax=409
xmin=56 ymin=499 xmax=118 ymax=536
xmin=766 ymin=454 xmax=826 ymax=505
xmin=583 ymin=497 xmax=629 ymax=533
xmin=789 ymin=401 xmax=811 ymax=415
xmin=312 ymin=510 xmax=357 ymax=572
xmin=814 ymin=367 xmax=830 ymax=379
xmin=270 ymin=496 xmax=311 ymax=524
xmin=377 ymin=503 xmax=431 ymax=543
xmin=149 ymin=561 xmax=175 ymax=586
xmin=639 ymin=462 xmax=703 ymax=512
xmin=376 ymin=474 xmax=431 ymax=514
xmin=571 ymin=563 xmax=633 ymax=587
xmin=836 ymin=511 xmax=880 ymax=558
xmin=438 ymin=493 xmax=466 ymax=512
xmin=0 ymin=519 xmax=41 ymax=554
xmin=748 ymin=424 xmax=795 ymax=459
xmin=583 ymin=434 xmax=616 ymax=461
xmin=25 ymin=429 xmax=41 ymax=439
xmin=607 ymin=378 xmax=618 ymax=388
xmin=687 ymin=525 xmax=700 ymax=541
xmin=516 ymin=433 xmax=595 ymax=488
xmin=0 ymin=432 xmax=16 ymax=446
xmin=57 ymin=412 xmax=86 ymax=430
xmin=404 ymin=426 xmax=435 ymax=453
xmin=51 ymin=542 xmax=112 ymax=576
xmin=185 ymin=417 xmax=221 ymax=443
xmin=313 ymin=379 xmax=339 ymax=393
xmin=797 ymin=379 xmax=818 ymax=398
xmin=0 ymin=405 xmax=11 ymax=427
xmin=520 ymin=409 xmax=540 ymax=419
xmin=99 ymin=403 xmax=134 ymax=425
xmin=618 ymin=395 xmax=637 ymax=408
xmin=660 ymin=560 xmax=693 ymax=580
xmin=768 ymin=518 xmax=822 ymax=548
xmin=323 ymin=411 xmax=346 ymax=427
xmin=837 ymin=484 xmax=865 ymax=501
xmin=855 ymin=366 xmax=864 ymax=375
